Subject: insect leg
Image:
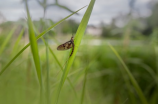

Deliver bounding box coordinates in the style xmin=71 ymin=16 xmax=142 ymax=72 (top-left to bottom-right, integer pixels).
xmin=70 ymin=42 xmax=74 ymax=57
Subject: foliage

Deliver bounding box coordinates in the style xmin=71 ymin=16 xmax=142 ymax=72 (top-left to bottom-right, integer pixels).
xmin=0 ymin=0 xmax=158 ymax=104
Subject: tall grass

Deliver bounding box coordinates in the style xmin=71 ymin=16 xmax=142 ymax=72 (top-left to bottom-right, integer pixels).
xmin=0 ymin=32 xmax=157 ymax=104
xmin=0 ymin=6 xmax=86 ymax=76
xmin=107 ymin=42 xmax=149 ymax=104
xmin=0 ymin=1 xmax=88 ymax=104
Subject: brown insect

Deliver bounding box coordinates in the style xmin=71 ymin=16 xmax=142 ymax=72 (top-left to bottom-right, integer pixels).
xmin=57 ymin=36 xmax=74 ymax=57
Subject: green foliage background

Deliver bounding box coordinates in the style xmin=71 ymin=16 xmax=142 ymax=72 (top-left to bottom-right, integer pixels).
xmin=0 ymin=0 xmax=158 ymax=104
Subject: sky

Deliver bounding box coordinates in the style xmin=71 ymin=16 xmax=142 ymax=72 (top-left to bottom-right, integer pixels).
xmin=0 ymin=0 xmax=153 ymax=25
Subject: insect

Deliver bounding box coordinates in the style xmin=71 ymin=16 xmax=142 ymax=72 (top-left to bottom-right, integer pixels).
xmin=57 ymin=36 xmax=74 ymax=57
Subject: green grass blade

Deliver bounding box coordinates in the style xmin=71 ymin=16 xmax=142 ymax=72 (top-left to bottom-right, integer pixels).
xmin=0 ymin=27 xmax=16 ymax=56
xmin=25 ymin=1 xmax=43 ymax=103
xmin=12 ymin=28 xmax=24 ymax=52
xmin=107 ymin=42 xmax=149 ymax=104
xmin=55 ymin=0 xmax=95 ymax=104
xmin=26 ymin=0 xmax=42 ymax=86
xmin=45 ymin=40 xmax=50 ymax=104
xmin=0 ymin=6 xmax=86 ymax=76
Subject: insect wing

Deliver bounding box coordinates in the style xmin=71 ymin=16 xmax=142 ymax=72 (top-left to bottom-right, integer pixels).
xmin=57 ymin=41 xmax=73 ymax=50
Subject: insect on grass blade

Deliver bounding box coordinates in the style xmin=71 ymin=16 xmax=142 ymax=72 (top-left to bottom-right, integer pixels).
xmin=57 ymin=36 xmax=74 ymax=57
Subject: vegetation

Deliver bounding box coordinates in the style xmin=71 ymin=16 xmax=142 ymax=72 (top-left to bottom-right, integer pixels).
xmin=0 ymin=0 xmax=158 ymax=104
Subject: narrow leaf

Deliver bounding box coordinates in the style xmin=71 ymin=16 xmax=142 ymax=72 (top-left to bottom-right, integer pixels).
xmin=25 ymin=0 xmax=42 ymax=85
xmin=55 ymin=0 xmax=95 ymax=104
xmin=25 ymin=1 xmax=43 ymax=103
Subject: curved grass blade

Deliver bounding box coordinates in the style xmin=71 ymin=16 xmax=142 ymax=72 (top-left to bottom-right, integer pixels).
xmin=0 ymin=6 xmax=87 ymax=76
xmin=55 ymin=0 xmax=96 ymax=104
xmin=107 ymin=42 xmax=149 ymax=104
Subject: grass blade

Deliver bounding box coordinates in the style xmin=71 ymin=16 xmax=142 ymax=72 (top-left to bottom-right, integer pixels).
xmin=55 ymin=0 xmax=95 ymax=104
xmin=0 ymin=27 xmax=16 ymax=56
xmin=0 ymin=6 xmax=87 ymax=76
xmin=12 ymin=28 xmax=24 ymax=52
xmin=45 ymin=40 xmax=50 ymax=104
xmin=80 ymin=66 xmax=88 ymax=104
xmin=25 ymin=0 xmax=42 ymax=87
xmin=107 ymin=42 xmax=149 ymax=104
xmin=25 ymin=1 xmax=43 ymax=103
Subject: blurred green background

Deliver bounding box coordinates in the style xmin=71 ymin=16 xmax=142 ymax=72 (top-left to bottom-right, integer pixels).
xmin=0 ymin=0 xmax=158 ymax=104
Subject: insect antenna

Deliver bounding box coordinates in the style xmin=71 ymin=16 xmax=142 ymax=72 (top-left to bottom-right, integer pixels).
xmin=71 ymin=33 xmax=74 ymax=39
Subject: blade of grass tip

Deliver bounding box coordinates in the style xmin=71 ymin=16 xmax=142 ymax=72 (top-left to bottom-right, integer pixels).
xmin=25 ymin=1 xmax=43 ymax=104
xmin=107 ymin=42 xmax=149 ymax=104
xmin=55 ymin=0 xmax=95 ymax=104
xmin=0 ymin=6 xmax=87 ymax=76
xmin=41 ymin=37 xmax=78 ymax=98
xmin=0 ymin=27 xmax=16 ymax=56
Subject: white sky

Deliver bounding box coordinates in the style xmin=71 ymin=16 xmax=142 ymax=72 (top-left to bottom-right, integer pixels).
xmin=0 ymin=0 xmax=153 ymax=25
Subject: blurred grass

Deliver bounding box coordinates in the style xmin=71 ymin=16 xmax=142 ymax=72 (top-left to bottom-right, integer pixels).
xmin=0 ymin=27 xmax=16 ymax=56
xmin=107 ymin=42 xmax=148 ymax=104
xmin=0 ymin=35 xmax=157 ymax=104
xmin=80 ymin=66 xmax=89 ymax=104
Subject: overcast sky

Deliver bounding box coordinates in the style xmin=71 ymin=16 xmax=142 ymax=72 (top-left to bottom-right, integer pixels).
xmin=0 ymin=0 xmax=153 ymax=25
